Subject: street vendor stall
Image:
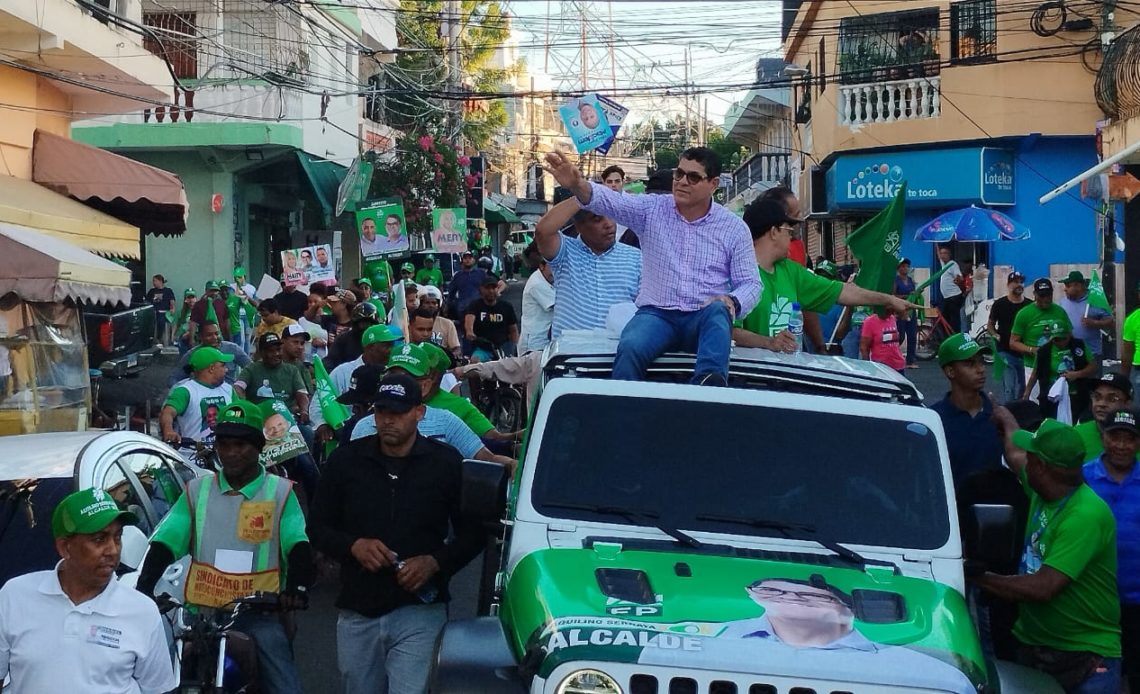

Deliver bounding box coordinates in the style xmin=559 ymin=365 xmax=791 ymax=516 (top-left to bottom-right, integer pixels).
xmin=0 ymin=221 xmax=131 ymax=435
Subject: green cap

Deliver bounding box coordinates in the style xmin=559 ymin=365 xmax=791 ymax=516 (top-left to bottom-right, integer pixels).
xmin=937 ymin=333 xmax=991 ymax=366
xmin=1045 ymin=319 xmax=1071 ymax=339
xmin=1061 ymin=270 xmax=1087 ymax=285
xmin=387 ymin=343 xmax=430 ymax=377
xmin=184 ymin=288 xmax=197 ymax=297
xmin=214 ymin=399 xmax=266 ymax=445
xmin=401 ymin=262 xmax=415 ymax=273
xmin=188 ymin=345 xmax=235 ymax=372
xmin=233 ymin=266 xmax=246 ymax=278
xmin=358 ymin=277 xmax=373 ymax=287
xmin=362 ymin=324 xmax=403 ymax=347
xmin=815 ymin=260 xmax=839 ymax=280
xmin=419 ymin=341 xmax=451 ymax=372
xmin=1012 ymin=418 xmax=1086 ymax=468
xmin=204 ymin=280 xmax=220 ymax=291
xmin=51 ymin=487 xmax=138 ymax=539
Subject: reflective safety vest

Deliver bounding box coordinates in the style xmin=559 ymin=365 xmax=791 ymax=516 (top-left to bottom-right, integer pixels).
xmin=183 ymin=472 xmax=292 ymax=608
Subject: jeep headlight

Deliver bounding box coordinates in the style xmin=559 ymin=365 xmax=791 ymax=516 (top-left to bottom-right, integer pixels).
xmin=556 ymin=669 xmax=623 ymax=694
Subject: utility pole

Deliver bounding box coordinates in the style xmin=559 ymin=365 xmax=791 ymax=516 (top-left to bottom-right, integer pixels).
xmin=700 ymin=99 xmax=708 ymax=146
xmin=447 ymin=0 xmax=462 ymax=142
xmin=683 ymin=44 xmax=691 ymax=149
xmin=580 ymin=3 xmax=588 ymax=91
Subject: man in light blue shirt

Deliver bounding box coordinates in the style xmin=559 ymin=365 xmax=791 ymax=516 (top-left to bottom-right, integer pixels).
xmin=1060 ymin=271 xmax=1113 ymax=357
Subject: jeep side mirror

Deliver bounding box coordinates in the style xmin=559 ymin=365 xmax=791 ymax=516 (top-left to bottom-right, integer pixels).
xmin=963 ymin=504 xmax=1019 ymax=572
xmin=119 ymin=525 xmax=149 ymax=571
xmin=461 ymin=458 xmax=509 ymax=522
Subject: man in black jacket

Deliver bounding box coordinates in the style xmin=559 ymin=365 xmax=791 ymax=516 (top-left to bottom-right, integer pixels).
xmin=1025 ymin=320 xmax=1099 ymax=419
xmin=311 ymin=372 xmax=484 ymax=694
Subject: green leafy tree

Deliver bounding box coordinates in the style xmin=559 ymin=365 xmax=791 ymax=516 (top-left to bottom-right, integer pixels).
xmin=367 ymin=133 xmax=469 ymax=246
xmin=629 ymin=116 xmax=745 ymax=173
xmin=386 ymin=0 xmax=516 ymax=149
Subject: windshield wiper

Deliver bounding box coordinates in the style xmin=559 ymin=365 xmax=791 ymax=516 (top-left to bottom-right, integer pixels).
xmin=696 ymin=513 xmax=869 ymax=567
xmin=542 ymin=501 xmax=702 ymax=549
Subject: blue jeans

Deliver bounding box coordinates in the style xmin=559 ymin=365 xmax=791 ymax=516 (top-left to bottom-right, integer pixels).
xmin=899 ymin=317 xmax=918 ymax=365
xmin=233 ymin=612 xmax=302 ymax=694
xmin=999 ymin=351 xmax=1025 ymax=404
xmin=337 ymin=604 xmax=447 ymax=694
xmin=842 ymin=323 xmax=863 ymax=359
xmin=612 ymin=304 xmax=732 ymax=382
xmin=1071 ymin=657 xmax=1121 ymax=694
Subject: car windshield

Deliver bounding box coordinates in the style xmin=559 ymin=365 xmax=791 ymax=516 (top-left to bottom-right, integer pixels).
xmin=0 ymin=477 xmax=72 ymax=588
xmin=531 ymin=394 xmax=950 ymax=550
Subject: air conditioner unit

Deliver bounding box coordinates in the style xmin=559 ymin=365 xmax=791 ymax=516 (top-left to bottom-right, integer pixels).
xmin=809 ymin=165 xmax=828 ymax=215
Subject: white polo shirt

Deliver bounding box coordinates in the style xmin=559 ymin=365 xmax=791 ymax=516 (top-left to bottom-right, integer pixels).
xmin=0 ymin=564 xmax=177 ymax=693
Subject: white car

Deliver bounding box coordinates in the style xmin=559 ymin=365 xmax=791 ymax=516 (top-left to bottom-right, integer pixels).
xmin=0 ymin=430 xmax=202 ymax=589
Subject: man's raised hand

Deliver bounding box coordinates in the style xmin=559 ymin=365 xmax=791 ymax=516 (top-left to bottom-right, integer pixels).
xmin=543 ymin=152 xmax=585 ymax=193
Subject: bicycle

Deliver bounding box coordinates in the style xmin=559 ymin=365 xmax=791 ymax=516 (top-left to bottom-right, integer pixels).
xmin=915 ymin=307 xmax=994 ymax=363
xmin=466 ymin=338 xmax=526 ymax=433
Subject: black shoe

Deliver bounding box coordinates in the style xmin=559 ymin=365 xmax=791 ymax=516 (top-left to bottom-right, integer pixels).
xmin=696 ymin=372 xmax=727 ymax=387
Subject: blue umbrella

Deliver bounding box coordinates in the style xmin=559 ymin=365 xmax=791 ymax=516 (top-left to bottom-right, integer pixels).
xmin=914 ymin=205 xmax=1031 ymax=242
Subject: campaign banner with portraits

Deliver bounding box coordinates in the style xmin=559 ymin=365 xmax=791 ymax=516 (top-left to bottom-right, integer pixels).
xmin=280 ymin=244 xmax=335 ymax=287
xmin=258 ymin=399 xmax=308 ymax=466
xmin=595 ymin=95 xmax=629 ymax=156
xmin=356 ymin=198 xmax=409 ymax=259
xmin=558 ymin=94 xmax=612 ymax=154
xmin=430 ymin=208 xmax=468 ymax=254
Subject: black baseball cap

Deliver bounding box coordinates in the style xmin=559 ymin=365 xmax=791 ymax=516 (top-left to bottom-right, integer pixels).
xmin=743 ymin=199 xmax=800 ymax=240
xmin=259 ymin=332 xmax=282 ymax=349
xmin=1033 ymin=278 xmax=1053 ymax=295
xmin=1007 ymin=271 xmax=1025 ymax=282
xmin=480 ymin=273 xmax=501 ymax=286
xmin=337 ymin=364 xmax=386 ymax=406
xmin=1094 ymin=372 xmax=1133 ymax=399
xmin=1102 ymin=409 xmax=1140 ymax=437
xmin=373 ymin=372 xmax=423 ymax=413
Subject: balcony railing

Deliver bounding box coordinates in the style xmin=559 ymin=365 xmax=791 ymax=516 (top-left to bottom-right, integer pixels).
xmin=839 ymin=76 xmax=941 ymax=126
xmin=726 ymin=152 xmax=790 ymax=201
xmin=1096 ymin=23 xmax=1140 ymax=120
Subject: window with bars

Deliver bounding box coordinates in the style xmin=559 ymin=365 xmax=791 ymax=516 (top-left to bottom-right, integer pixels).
xmin=222 ymin=0 xmax=305 ymax=80
xmin=838 ymin=7 xmax=940 ymax=84
xmin=143 ymin=12 xmax=198 ymax=79
xmin=950 ymin=0 xmax=997 ymax=64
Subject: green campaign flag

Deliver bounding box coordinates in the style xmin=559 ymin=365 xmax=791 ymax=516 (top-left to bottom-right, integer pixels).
xmin=1088 ymin=270 xmax=1112 ymax=313
xmin=313 ymin=355 xmax=350 ymax=431
xmin=845 ymin=182 xmax=907 ymax=309
xmin=205 ymin=298 xmax=218 ymax=326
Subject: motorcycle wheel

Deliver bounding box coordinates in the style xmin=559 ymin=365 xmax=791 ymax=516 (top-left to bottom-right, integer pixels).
xmin=915 ymin=324 xmax=939 ymax=361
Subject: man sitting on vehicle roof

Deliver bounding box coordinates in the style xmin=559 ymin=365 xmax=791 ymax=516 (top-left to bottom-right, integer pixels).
xmin=735 ymin=198 xmax=913 ymax=354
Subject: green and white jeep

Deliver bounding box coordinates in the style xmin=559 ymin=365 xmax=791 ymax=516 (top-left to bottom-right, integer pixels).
xmin=432 ymin=336 xmax=1063 ymax=694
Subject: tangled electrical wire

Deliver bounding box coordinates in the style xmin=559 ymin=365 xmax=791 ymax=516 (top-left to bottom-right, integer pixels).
xmin=1095 ymin=22 xmax=1140 ymax=118
xmin=1030 ymin=1 xmax=1068 ymax=36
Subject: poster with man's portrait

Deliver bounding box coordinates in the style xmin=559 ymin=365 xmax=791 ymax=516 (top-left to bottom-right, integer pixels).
xmin=355 ymin=198 xmax=409 ymax=259
xmin=558 ymin=94 xmax=612 ymax=154
xmin=430 ymin=208 xmax=468 ymax=254
xmin=281 ymin=244 xmax=336 ymax=287
xmin=258 ymin=399 xmax=308 ymax=466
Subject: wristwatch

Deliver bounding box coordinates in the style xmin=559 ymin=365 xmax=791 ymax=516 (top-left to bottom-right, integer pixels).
xmin=729 ymin=295 xmax=742 ymax=316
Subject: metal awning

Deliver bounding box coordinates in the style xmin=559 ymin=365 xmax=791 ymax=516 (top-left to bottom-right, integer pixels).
xmin=296 ymin=152 xmax=348 ymax=226
xmin=0 ymin=221 xmax=132 ymax=306
xmin=32 ymin=130 xmax=188 ymax=236
xmin=484 ymin=197 xmax=522 ymax=224
xmin=0 ymin=174 xmax=141 ymax=258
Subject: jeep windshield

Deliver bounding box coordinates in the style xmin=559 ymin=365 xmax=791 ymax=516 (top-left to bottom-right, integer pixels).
xmin=530 ymin=393 xmax=950 ymax=550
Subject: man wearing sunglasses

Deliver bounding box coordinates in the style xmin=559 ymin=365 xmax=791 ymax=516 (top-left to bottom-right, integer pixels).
xmin=544 ymin=148 xmax=759 ymax=385
xmin=736 ymin=199 xmax=913 ymax=353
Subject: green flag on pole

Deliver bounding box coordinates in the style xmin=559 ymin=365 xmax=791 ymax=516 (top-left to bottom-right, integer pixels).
xmin=312 ymin=355 xmax=350 ymax=432
xmin=1088 ymin=270 xmax=1112 ymax=313
xmin=845 ymin=183 xmax=907 ymax=313
xmin=205 ymin=297 xmax=219 ymax=326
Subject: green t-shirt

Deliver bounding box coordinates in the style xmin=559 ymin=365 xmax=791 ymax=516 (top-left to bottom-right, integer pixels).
xmin=428 ymin=389 xmax=493 ymax=436
xmin=1123 ymin=309 xmax=1140 ymax=365
xmin=1075 ymin=420 xmax=1104 ymax=462
xmin=1014 ymin=471 xmax=1120 ymax=657
xmin=735 ymin=260 xmax=843 ymax=337
xmin=415 ymin=268 xmax=443 ymax=287
xmin=236 ymin=361 xmax=307 ymax=407
xmin=1011 ymin=304 xmax=1072 ymax=368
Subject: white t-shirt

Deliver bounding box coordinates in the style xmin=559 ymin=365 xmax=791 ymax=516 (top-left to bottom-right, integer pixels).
xmin=0 ymin=565 xmax=177 ymax=693
xmin=520 ymin=270 xmax=556 ymax=353
xmin=940 ymin=261 xmax=963 ymax=299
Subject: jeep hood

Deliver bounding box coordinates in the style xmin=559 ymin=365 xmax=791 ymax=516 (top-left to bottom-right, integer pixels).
xmin=503 ymin=548 xmax=986 ymax=691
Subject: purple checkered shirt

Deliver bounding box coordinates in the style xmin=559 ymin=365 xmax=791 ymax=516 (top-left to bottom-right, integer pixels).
xmin=582 ymin=182 xmax=761 ymax=315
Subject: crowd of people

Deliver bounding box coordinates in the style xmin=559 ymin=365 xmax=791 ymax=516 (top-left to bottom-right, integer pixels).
xmin=6 ymin=144 xmax=1140 ymax=694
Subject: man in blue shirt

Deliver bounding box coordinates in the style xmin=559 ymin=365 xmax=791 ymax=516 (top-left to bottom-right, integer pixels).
xmin=1084 ymin=408 xmax=1140 ymax=691
xmin=446 ymin=251 xmax=487 ymax=318
xmin=930 ymin=333 xmax=1004 ymax=487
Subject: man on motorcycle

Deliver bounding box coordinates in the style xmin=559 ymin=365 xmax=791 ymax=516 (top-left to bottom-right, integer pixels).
xmin=160 ymin=346 xmax=235 ymax=460
xmin=138 ymin=400 xmax=314 ymax=694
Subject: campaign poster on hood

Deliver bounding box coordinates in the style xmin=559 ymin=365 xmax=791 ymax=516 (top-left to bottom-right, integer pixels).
xmin=430 ymin=208 xmax=468 ymax=254
xmin=559 ymin=94 xmax=612 ymax=154
xmin=356 ymin=198 xmax=409 ymax=259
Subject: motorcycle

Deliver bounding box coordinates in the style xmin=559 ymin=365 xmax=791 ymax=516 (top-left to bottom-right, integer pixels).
xmin=158 ymin=592 xmax=289 ymax=694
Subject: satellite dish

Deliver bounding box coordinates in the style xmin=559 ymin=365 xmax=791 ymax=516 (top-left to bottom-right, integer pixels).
xmin=336 ymin=156 xmax=361 ymax=217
